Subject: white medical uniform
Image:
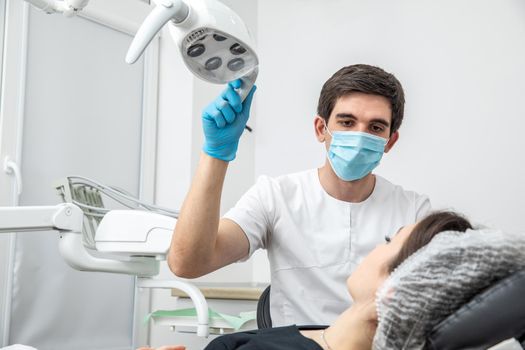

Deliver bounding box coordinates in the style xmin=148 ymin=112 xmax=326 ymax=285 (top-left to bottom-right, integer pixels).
xmin=224 ymin=169 xmax=431 ymax=326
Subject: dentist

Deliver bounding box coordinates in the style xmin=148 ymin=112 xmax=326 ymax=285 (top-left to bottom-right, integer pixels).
xmin=168 ymin=64 xmax=431 ymax=326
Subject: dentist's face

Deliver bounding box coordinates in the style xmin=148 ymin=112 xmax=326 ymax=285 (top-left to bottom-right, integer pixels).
xmin=347 ymin=224 xmax=417 ymax=302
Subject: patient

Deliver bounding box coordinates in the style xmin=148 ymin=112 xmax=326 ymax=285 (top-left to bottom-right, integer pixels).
xmin=138 ymin=211 xmax=473 ymax=350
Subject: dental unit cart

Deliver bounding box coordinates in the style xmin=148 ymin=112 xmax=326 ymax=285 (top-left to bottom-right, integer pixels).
xmin=0 ymin=176 xmax=257 ymax=337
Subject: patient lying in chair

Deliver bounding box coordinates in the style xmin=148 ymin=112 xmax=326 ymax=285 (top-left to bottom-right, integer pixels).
xmin=140 ymin=211 xmax=525 ymax=350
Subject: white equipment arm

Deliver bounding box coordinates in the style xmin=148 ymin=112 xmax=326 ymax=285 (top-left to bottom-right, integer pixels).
xmin=0 ymin=203 xmax=82 ymax=233
xmin=138 ymin=278 xmax=209 ymax=337
xmin=58 ymin=232 xmax=159 ymax=276
xmin=0 ymin=204 xmax=159 ymax=276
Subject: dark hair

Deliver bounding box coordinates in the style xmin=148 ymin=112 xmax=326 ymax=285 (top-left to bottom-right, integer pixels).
xmin=388 ymin=211 xmax=473 ymax=273
xmin=317 ymin=64 xmax=405 ymax=135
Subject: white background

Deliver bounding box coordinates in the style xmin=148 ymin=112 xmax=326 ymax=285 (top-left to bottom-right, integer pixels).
xmin=250 ymin=0 xmax=525 ymax=283
xmin=254 ymin=0 xmax=525 ymax=236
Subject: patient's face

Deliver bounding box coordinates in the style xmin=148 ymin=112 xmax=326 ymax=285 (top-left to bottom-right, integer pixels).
xmin=347 ymin=224 xmax=416 ymax=302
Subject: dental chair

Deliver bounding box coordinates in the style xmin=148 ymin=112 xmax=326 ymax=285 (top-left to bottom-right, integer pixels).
xmin=256 ymin=269 xmax=525 ymax=349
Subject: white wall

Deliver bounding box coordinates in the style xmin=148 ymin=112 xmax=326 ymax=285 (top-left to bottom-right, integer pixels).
xmin=0 ymin=0 xmax=8 ymax=343
xmin=255 ymin=0 xmax=525 ymax=235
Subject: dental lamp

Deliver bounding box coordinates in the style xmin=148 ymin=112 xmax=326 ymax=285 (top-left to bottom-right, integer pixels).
xmin=23 ymin=0 xmax=89 ymax=16
xmin=23 ymin=0 xmax=259 ymax=102
xmin=126 ymin=0 xmax=259 ymax=101
xmin=0 ymin=177 xmax=210 ymax=337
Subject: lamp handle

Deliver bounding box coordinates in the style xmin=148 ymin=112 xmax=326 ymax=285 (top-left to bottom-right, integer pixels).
xmin=237 ymin=67 xmax=259 ymax=102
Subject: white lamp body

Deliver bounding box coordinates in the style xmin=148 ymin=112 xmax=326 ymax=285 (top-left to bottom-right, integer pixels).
xmin=168 ymin=0 xmax=258 ymax=85
xmin=126 ymin=0 xmax=258 ymax=100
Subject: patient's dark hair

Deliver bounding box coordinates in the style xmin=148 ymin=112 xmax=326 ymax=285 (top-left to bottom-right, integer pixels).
xmin=388 ymin=211 xmax=473 ymax=273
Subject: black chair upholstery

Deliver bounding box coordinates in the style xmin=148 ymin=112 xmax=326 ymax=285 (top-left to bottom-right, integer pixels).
xmin=256 ymin=285 xmax=272 ymax=329
xmin=427 ymin=269 xmax=525 ymax=350
xmin=256 ymin=270 xmax=525 ymax=348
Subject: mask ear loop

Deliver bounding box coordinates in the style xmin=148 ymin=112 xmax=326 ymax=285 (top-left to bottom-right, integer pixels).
xmin=384 ymin=135 xmax=392 ymax=151
xmin=323 ymin=120 xmax=333 ymax=137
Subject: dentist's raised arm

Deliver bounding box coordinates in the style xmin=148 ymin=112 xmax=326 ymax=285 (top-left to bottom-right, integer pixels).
xmin=168 ymin=80 xmax=256 ymax=278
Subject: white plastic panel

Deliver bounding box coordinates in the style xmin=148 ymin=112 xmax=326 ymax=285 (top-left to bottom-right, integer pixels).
xmin=7 ymin=7 xmax=145 ymax=350
xmin=0 ymin=0 xmax=5 ymax=91
xmin=0 ymin=1 xmax=14 ymax=346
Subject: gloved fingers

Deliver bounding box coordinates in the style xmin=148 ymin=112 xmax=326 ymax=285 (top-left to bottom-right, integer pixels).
xmin=222 ymin=82 xmax=243 ymax=113
xmin=204 ymin=105 xmax=227 ymax=128
xmin=228 ymin=79 xmax=242 ymax=89
xmin=242 ymin=85 xmax=257 ymax=117
xmin=215 ymin=98 xmax=236 ymax=124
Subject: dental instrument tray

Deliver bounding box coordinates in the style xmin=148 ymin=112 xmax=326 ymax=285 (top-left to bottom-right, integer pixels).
xmin=55 ymin=176 xmax=179 ymax=250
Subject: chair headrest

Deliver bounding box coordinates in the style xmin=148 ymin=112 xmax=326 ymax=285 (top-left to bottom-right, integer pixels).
xmin=427 ymin=269 xmax=525 ymax=350
xmin=372 ymin=229 xmax=525 ymax=350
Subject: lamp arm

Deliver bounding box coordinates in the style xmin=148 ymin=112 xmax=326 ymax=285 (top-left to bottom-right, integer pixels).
xmin=126 ymin=0 xmax=190 ymax=64
xmin=24 ymin=0 xmax=62 ymax=13
xmin=23 ymin=0 xmax=89 ymax=16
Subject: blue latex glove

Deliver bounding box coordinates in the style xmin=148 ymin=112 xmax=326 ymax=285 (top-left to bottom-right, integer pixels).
xmin=202 ymin=79 xmax=257 ymax=162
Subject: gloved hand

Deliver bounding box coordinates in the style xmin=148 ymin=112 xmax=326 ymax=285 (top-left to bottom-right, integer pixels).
xmin=202 ymin=79 xmax=257 ymax=162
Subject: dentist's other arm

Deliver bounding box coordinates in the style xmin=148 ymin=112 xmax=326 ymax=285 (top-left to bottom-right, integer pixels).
xmin=168 ymin=81 xmax=257 ymax=278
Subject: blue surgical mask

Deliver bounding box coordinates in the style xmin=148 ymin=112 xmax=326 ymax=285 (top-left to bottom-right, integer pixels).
xmin=325 ymin=127 xmax=388 ymax=181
